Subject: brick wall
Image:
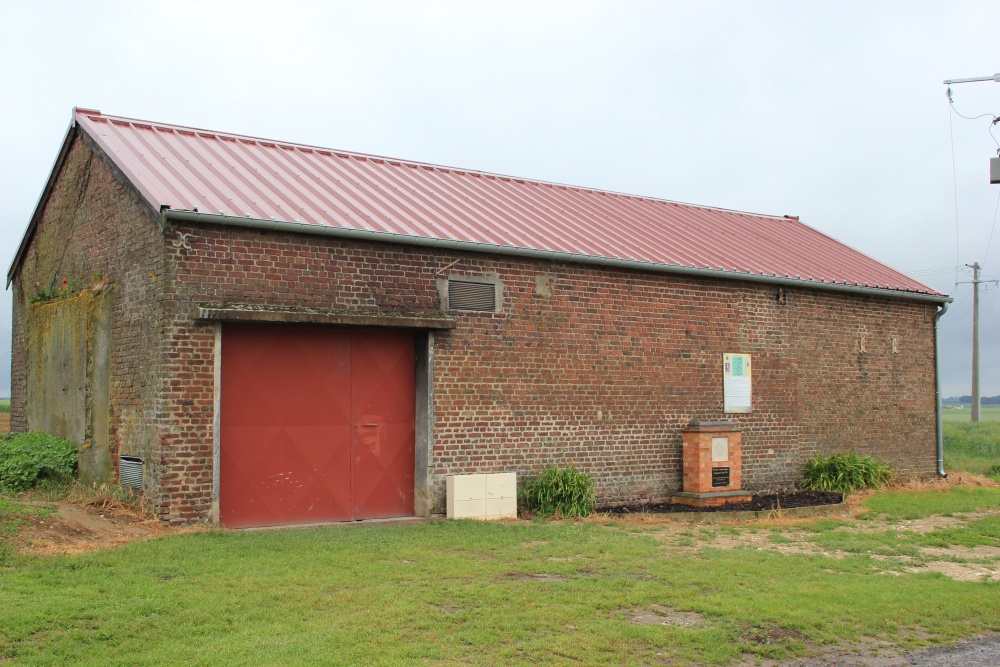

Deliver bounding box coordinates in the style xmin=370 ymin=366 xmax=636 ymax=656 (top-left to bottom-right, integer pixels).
xmin=12 ymin=136 xmax=938 ymax=523
xmin=10 ymin=134 xmax=165 ymax=501
xmin=160 ymin=219 xmax=938 ymax=520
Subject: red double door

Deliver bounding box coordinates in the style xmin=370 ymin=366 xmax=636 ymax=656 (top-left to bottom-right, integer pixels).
xmin=219 ymin=324 xmax=415 ymax=528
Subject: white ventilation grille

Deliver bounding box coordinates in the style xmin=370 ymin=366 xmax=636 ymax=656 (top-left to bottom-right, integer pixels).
xmin=120 ymin=456 xmax=143 ymax=490
xmin=448 ymin=280 xmax=496 ymax=312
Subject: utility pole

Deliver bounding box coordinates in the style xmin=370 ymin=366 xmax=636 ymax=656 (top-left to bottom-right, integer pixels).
xmin=957 ymin=263 xmax=1000 ymax=422
xmin=944 ymin=72 xmax=1000 ymax=422
xmin=970 ymin=262 xmax=981 ymax=422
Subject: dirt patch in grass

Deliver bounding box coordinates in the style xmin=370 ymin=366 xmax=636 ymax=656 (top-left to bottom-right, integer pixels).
xmin=921 ymin=545 xmax=1000 ymax=559
xmin=743 ymin=625 xmax=808 ymax=645
xmin=870 ymin=511 xmax=995 ymax=534
xmin=625 ymin=604 xmax=709 ymax=627
xmin=641 ymin=490 xmax=1000 ymax=582
xmin=908 ymin=560 xmax=1000 ymax=582
xmin=13 ymin=501 xmax=197 ymax=557
xmin=503 ymin=572 xmax=570 ymax=582
xmin=0 ymin=413 xmax=9 ymax=435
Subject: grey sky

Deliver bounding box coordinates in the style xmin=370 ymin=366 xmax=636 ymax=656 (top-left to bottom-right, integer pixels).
xmin=1 ymin=0 xmax=998 ymax=398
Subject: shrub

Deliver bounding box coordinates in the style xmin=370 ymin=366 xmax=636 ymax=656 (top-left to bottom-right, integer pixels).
xmin=0 ymin=432 xmax=78 ymax=493
xmin=986 ymin=464 xmax=1000 ymax=481
xmin=521 ymin=465 xmax=596 ymax=517
xmin=800 ymin=452 xmax=893 ymax=493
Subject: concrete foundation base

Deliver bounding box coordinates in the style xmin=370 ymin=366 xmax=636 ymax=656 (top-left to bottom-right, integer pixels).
xmin=671 ymin=490 xmax=753 ymax=507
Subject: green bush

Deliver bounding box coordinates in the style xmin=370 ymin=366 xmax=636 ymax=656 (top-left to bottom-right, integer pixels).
xmin=986 ymin=464 xmax=1000 ymax=481
xmin=0 ymin=432 xmax=78 ymax=493
xmin=800 ymin=452 xmax=893 ymax=493
xmin=521 ymin=465 xmax=596 ymax=517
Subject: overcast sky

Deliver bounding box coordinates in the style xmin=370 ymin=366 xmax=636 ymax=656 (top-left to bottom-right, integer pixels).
xmin=1 ymin=0 xmax=999 ymax=399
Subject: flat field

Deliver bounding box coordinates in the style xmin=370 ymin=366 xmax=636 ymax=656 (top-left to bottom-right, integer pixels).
xmin=941 ymin=405 xmax=1000 ymax=422
xmin=1 ymin=483 xmax=999 ymax=666
xmin=943 ymin=416 xmax=1000 ymax=477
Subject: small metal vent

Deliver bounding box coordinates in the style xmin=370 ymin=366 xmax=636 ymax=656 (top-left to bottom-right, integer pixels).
xmin=448 ymin=280 xmax=496 ymax=312
xmin=120 ymin=456 xmax=143 ymax=490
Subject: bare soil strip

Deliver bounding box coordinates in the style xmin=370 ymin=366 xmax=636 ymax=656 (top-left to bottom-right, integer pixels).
xmin=14 ymin=501 xmax=198 ymax=557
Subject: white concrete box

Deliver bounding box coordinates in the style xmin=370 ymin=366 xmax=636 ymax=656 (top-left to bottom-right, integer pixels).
xmin=447 ymin=473 xmax=517 ymax=520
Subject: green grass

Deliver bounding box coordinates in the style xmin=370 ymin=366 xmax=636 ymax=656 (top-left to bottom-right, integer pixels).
xmin=941 ymin=405 xmax=1000 ymax=422
xmin=917 ymin=515 xmax=1000 ymax=550
xmin=802 ymin=516 xmax=1000 ymax=561
xmin=0 ymin=497 xmax=55 ymax=565
xmin=943 ymin=420 xmax=1000 ymax=476
xmin=0 ymin=508 xmax=999 ymax=665
xmin=0 ymin=400 xmax=10 ymax=414
xmin=863 ymin=486 xmax=1000 ymax=520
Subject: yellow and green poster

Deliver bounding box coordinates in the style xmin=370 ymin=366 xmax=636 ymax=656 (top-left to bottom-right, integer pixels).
xmin=723 ymin=353 xmax=752 ymax=413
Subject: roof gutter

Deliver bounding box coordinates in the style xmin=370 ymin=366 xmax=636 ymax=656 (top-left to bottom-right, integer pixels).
xmin=163 ymin=210 xmax=952 ymax=305
xmin=934 ymin=301 xmax=949 ymax=478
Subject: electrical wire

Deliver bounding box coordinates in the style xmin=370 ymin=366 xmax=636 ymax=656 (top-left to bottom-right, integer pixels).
xmin=984 ymin=188 xmax=1000 ymax=271
xmin=948 ymin=92 xmax=1000 ymax=157
xmin=950 ymin=103 xmax=999 ymax=124
xmin=948 ymin=88 xmax=962 ymax=288
xmin=941 ymin=299 xmax=974 ymax=332
xmin=905 ymin=265 xmax=965 ymax=277
xmin=946 ymin=87 xmax=1000 ymax=291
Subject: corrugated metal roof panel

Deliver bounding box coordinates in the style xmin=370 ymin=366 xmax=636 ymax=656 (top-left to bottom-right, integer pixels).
xmin=74 ymin=109 xmax=942 ymax=297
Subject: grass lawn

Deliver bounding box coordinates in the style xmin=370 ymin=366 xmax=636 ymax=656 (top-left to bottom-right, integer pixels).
xmin=1 ymin=487 xmax=1000 ymax=665
xmin=941 ymin=405 xmax=1000 ymax=422
xmin=943 ymin=418 xmax=1000 ymax=477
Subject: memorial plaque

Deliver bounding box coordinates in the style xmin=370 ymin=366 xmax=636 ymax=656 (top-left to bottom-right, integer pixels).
xmin=711 ymin=466 xmax=730 ymax=488
xmin=711 ymin=436 xmax=729 ymax=462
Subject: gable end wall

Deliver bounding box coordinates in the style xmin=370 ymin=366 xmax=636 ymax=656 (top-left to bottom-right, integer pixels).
xmin=10 ymin=134 xmax=165 ymax=496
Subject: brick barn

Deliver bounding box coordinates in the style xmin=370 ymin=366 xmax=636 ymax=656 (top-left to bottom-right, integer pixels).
xmin=8 ymin=108 xmax=950 ymax=526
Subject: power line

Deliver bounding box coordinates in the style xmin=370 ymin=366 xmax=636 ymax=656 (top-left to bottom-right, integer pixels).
xmin=947 ymin=89 xmax=962 ymax=284
xmin=947 ymin=88 xmax=1000 ymax=150
xmin=984 ymin=188 xmax=1000 ymax=270
xmin=905 ymin=265 xmax=965 ymax=277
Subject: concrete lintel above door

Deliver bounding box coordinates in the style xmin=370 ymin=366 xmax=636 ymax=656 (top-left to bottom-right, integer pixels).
xmin=197 ymin=306 xmax=455 ymax=330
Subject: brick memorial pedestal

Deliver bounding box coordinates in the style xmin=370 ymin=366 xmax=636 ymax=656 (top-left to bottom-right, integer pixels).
xmin=672 ymin=420 xmax=752 ymax=507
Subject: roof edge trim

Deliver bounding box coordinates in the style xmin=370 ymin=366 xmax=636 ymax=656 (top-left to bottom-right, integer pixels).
xmin=164 ymin=210 xmax=952 ymax=304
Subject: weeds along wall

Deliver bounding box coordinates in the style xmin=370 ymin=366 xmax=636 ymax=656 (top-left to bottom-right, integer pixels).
xmin=10 ymin=134 xmax=165 ymax=504
xmin=161 ymin=219 xmax=939 ymax=522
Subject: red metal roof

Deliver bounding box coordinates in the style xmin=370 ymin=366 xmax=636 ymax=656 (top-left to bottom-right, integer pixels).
xmin=72 ymin=109 xmax=942 ymax=298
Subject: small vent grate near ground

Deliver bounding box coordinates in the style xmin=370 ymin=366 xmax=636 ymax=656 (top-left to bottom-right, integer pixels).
xmin=120 ymin=456 xmax=143 ymax=490
xmin=448 ymin=280 xmax=496 ymax=312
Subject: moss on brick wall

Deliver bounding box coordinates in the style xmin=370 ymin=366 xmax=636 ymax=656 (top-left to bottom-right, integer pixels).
xmin=10 ymin=135 xmax=165 ymax=500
